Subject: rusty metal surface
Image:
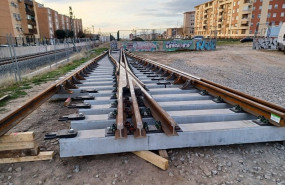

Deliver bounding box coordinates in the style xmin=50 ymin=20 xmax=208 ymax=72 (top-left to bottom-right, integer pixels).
xmin=115 ymin=50 xmax=128 ymax=139
xmin=0 ymin=51 xmax=108 ymax=137
xmin=125 ymin=51 xmax=285 ymax=127
xmin=122 ymin=51 xmax=146 ymax=138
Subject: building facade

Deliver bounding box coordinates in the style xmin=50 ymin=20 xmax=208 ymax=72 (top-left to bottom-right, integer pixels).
xmin=35 ymin=3 xmax=55 ymax=39
xmin=183 ymin=11 xmax=195 ymax=38
xmin=73 ymin=18 xmax=83 ymax=37
xmin=0 ymin=0 xmax=40 ymax=44
xmin=194 ymin=0 xmax=285 ymax=38
xmin=250 ymin=0 xmax=285 ymax=36
xmin=166 ymin=28 xmax=183 ymax=39
xmin=0 ymin=0 xmax=84 ymax=43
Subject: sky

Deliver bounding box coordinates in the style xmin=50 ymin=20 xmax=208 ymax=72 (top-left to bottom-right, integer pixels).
xmin=37 ymin=0 xmax=209 ymax=34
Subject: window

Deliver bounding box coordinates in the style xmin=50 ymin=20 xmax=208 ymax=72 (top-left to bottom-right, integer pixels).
xmin=237 ymin=9 xmax=239 ymax=13
xmin=273 ymin=13 xmax=277 ymax=17
xmin=281 ymin=12 xmax=285 ymax=17
xmin=234 ymin=2 xmax=236 ymax=6
xmin=283 ymin=4 xmax=285 ymax=8
xmin=258 ymin=14 xmax=261 ymax=18
xmin=27 ymin=24 xmax=33 ymax=29
xmin=272 ymin=21 xmax=275 ymax=25
xmin=253 ymin=7 xmax=256 ymax=10
xmin=268 ymin=13 xmax=271 ymax=18
xmin=252 ymin=14 xmax=255 ymax=18
xmin=233 ymin=9 xmax=235 ymax=13
xmin=269 ymin=5 xmax=272 ymax=9
xmin=259 ymin=6 xmax=262 ymax=10
xmin=238 ymin=1 xmax=240 ymax=5
xmin=274 ymin=4 xmax=278 ymax=9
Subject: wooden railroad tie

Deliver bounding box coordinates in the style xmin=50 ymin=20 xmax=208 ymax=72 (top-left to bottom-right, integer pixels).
xmin=132 ymin=150 xmax=169 ymax=170
xmin=0 ymin=131 xmax=54 ymax=164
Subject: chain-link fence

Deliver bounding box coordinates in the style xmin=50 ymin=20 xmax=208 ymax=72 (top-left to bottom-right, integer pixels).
xmin=0 ymin=34 xmax=98 ymax=84
xmin=0 ymin=36 xmax=98 ymax=47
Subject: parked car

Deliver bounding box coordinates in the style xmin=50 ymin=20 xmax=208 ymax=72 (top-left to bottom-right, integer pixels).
xmin=277 ymin=23 xmax=285 ymax=53
xmin=193 ymin=35 xmax=204 ymax=40
xmin=240 ymin=37 xmax=253 ymax=43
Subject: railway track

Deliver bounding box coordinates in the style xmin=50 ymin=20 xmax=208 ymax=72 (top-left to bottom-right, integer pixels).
xmin=0 ymin=49 xmax=285 ymax=157
xmin=0 ymin=48 xmax=74 ymax=66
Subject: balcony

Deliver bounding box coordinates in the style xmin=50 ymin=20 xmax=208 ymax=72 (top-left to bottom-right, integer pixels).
xmin=242 ymin=7 xmax=252 ymax=14
xmin=28 ymin=28 xmax=37 ymax=34
xmin=219 ymin=0 xmax=231 ymax=5
xmin=241 ymin=18 xmax=249 ymax=24
xmin=25 ymin=8 xmax=35 ymax=16
xmin=24 ymin=0 xmax=33 ymax=6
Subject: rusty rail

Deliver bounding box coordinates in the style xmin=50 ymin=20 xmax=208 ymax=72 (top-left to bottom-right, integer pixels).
xmin=122 ymin=51 xmax=178 ymax=136
xmin=114 ymin=49 xmax=128 ymax=138
xmin=0 ymin=51 xmax=108 ymax=137
xmin=125 ymin=51 xmax=285 ymax=127
xmin=122 ymin=51 xmax=146 ymax=138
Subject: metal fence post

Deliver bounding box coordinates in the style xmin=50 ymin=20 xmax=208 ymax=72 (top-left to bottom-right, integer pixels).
xmin=8 ymin=34 xmax=21 ymax=82
xmin=6 ymin=34 xmax=18 ymax=82
xmin=54 ymin=39 xmax=57 ymax=65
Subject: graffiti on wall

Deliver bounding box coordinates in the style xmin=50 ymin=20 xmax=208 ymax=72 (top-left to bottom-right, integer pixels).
xmin=163 ymin=40 xmax=194 ymax=51
xmin=253 ymin=37 xmax=278 ymax=50
xmin=110 ymin=41 xmax=118 ymax=50
xmin=123 ymin=41 xmax=159 ymax=52
xmin=196 ymin=39 xmax=216 ymax=50
xmin=122 ymin=40 xmax=217 ymax=52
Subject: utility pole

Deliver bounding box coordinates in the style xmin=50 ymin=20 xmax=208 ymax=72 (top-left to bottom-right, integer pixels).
xmin=69 ymin=6 xmax=77 ymax=51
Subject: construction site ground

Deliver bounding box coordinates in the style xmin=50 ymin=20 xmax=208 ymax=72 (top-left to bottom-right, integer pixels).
xmin=1 ymin=43 xmax=285 ymax=185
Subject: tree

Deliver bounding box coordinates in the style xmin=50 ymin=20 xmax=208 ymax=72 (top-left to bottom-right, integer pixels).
xmin=66 ymin=30 xmax=74 ymax=38
xmin=110 ymin=34 xmax=115 ymax=41
xmin=132 ymin=37 xmax=144 ymax=41
xmin=55 ymin=30 xmax=66 ymax=39
xmin=77 ymin=31 xmax=85 ymax=38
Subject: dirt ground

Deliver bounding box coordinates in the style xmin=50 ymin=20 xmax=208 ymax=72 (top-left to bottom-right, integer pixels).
xmin=1 ymin=44 xmax=285 ymax=185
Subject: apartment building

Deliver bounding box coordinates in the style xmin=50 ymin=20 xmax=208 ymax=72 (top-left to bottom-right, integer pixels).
xmin=73 ymin=18 xmax=83 ymax=36
xmin=35 ymin=3 xmax=55 ymax=38
xmin=166 ymin=28 xmax=184 ymax=39
xmin=65 ymin=15 xmax=71 ymax=31
xmin=250 ymin=0 xmax=285 ymax=35
xmin=58 ymin=14 xmax=65 ymax=30
xmin=195 ymin=0 xmax=285 ymax=38
xmin=52 ymin=10 xmax=59 ymax=31
xmin=0 ymin=0 xmax=40 ymax=43
xmin=1 ymin=0 xmax=84 ymax=42
xmin=183 ymin=11 xmax=195 ymax=38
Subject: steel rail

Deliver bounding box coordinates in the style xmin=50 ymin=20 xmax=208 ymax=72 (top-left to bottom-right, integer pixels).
xmin=125 ymin=51 xmax=285 ymax=127
xmin=122 ymin=51 xmax=146 ymax=138
xmin=0 ymin=51 xmax=108 ymax=137
xmin=114 ymin=49 xmax=128 ymax=138
xmin=123 ymin=51 xmax=178 ymax=136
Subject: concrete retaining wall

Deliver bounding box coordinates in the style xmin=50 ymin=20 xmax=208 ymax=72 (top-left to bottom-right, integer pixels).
xmin=121 ymin=39 xmax=216 ymax=52
xmin=0 ymin=41 xmax=97 ymax=58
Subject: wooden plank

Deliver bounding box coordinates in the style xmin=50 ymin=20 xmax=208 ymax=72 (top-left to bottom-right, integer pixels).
xmin=0 ymin=132 xmax=34 ymax=143
xmin=133 ymin=151 xmax=168 ymax=170
xmin=0 ymin=95 xmax=9 ymax=102
xmin=0 ymin=141 xmax=35 ymax=151
xmin=158 ymin=150 xmax=168 ymax=159
xmin=0 ymin=151 xmax=54 ymax=164
xmin=64 ymin=97 xmax=72 ymax=107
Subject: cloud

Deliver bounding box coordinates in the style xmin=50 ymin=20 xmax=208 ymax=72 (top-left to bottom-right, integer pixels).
xmin=162 ymin=0 xmax=209 ymax=13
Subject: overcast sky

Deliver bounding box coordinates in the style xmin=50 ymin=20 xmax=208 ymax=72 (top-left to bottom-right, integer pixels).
xmin=37 ymin=0 xmax=208 ymax=34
